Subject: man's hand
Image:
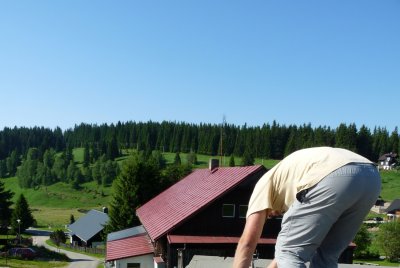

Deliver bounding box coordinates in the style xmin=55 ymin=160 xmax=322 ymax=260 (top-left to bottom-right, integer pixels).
xmin=267 ymin=259 xmax=277 ymax=268
xmin=233 ymin=209 xmax=268 ymax=268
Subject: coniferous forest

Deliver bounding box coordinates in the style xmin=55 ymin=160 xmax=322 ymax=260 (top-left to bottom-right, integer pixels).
xmin=0 ymin=120 xmax=398 ymax=189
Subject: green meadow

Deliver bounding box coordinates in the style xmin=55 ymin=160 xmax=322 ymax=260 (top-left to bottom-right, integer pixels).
xmin=1 ymin=149 xmax=398 ymax=228
xmin=2 ymin=177 xmax=110 ymax=228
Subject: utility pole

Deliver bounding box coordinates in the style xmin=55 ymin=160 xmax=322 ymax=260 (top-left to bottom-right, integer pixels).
xmin=220 ymin=115 xmax=226 ymax=166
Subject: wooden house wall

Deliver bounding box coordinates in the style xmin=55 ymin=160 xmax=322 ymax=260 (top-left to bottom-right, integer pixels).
xmin=170 ymin=168 xmax=280 ymax=238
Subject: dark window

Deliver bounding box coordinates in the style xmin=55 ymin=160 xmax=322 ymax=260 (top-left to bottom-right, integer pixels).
xmin=239 ymin=205 xmax=248 ymax=218
xmin=222 ymin=204 xmax=235 ymax=218
xmin=127 ymin=263 xmax=140 ymax=268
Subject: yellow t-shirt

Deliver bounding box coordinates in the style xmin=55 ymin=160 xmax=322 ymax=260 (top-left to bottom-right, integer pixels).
xmin=246 ymin=147 xmax=373 ymax=217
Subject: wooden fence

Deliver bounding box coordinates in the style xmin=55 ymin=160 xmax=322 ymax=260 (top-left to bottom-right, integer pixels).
xmin=59 ymin=243 xmax=105 ymax=255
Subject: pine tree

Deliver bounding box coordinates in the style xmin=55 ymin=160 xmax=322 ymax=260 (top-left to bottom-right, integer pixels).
xmin=241 ymin=150 xmax=254 ymax=166
xmin=149 ymin=150 xmax=167 ymax=169
xmin=90 ymin=143 xmax=99 ymax=163
xmin=0 ymin=160 xmax=7 ymax=178
xmin=83 ymin=143 xmax=90 ymax=167
xmin=17 ymin=148 xmax=39 ymax=188
xmin=174 ymin=152 xmax=181 ymax=165
xmin=186 ymin=152 xmax=197 ymax=166
xmin=52 ymin=153 xmax=67 ymax=183
xmin=11 ymin=194 xmax=35 ymax=233
xmin=0 ymin=180 xmax=14 ymax=233
xmin=92 ymin=159 xmax=103 ymax=185
xmin=70 ymin=214 xmax=75 ymax=224
xmin=104 ymin=154 xmax=161 ymax=233
xmin=50 ymin=229 xmax=67 ymax=246
xmin=229 ymin=155 xmax=235 ymax=167
xmin=101 ymin=160 xmax=119 ymax=187
xmin=6 ymin=150 xmax=19 ymax=176
xmin=107 ymin=135 xmax=119 ymax=160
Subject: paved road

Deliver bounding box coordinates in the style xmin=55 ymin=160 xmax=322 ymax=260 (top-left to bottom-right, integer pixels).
xmin=27 ymin=229 xmax=103 ymax=268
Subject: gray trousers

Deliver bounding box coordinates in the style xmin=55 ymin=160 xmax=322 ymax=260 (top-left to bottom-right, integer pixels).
xmin=275 ymin=163 xmax=381 ymax=268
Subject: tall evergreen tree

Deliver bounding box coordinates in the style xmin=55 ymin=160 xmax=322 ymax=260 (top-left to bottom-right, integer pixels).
xmin=107 ymin=135 xmax=119 ymax=160
xmin=92 ymin=158 xmax=103 ymax=185
xmin=70 ymin=214 xmax=75 ymax=224
xmin=90 ymin=143 xmax=99 ymax=163
xmin=174 ymin=152 xmax=181 ymax=165
xmin=101 ymin=160 xmax=119 ymax=187
xmin=389 ymin=127 xmax=399 ymax=154
xmin=11 ymin=194 xmax=35 ymax=233
xmin=6 ymin=150 xmax=19 ymax=176
xmin=0 ymin=180 xmax=14 ymax=233
xmin=43 ymin=148 xmax=55 ymax=169
xmin=149 ymin=150 xmax=167 ymax=169
xmin=83 ymin=143 xmax=90 ymax=167
xmin=229 ymin=154 xmax=235 ymax=167
xmin=104 ymin=154 xmax=161 ymax=233
xmin=186 ymin=151 xmax=197 ymax=166
xmin=17 ymin=148 xmax=39 ymax=188
xmin=356 ymin=125 xmax=373 ymax=159
xmin=0 ymin=160 xmax=7 ymax=178
xmin=241 ymin=150 xmax=255 ymax=166
xmin=65 ymin=145 xmax=74 ymax=164
xmin=52 ymin=153 xmax=67 ymax=183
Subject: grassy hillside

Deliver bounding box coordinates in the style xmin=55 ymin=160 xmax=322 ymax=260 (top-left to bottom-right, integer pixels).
xmin=3 ymin=177 xmax=111 ymax=208
xmin=379 ymin=170 xmax=400 ymax=201
xmin=1 ymin=149 xmax=398 ymax=228
xmin=161 ymin=151 xmax=280 ymax=169
xmin=2 ymin=177 xmax=111 ymax=228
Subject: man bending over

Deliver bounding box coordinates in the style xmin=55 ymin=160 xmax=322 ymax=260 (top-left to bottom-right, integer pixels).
xmin=233 ymin=147 xmax=381 ymax=268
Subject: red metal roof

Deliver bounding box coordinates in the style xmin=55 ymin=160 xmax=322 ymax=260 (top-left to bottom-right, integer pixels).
xmin=136 ymin=165 xmax=265 ymax=241
xmin=167 ymin=235 xmax=276 ymax=245
xmin=106 ymin=233 xmax=154 ymax=261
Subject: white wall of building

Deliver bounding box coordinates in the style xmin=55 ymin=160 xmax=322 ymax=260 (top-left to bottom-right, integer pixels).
xmin=112 ymin=254 xmax=154 ymax=268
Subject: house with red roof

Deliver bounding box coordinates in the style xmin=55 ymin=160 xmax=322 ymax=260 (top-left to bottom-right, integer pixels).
xmin=106 ymin=160 xmax=269 ymax=268
xmin=106 ymin=159 xmax=357 ymax=268
xmin=106 ymin=226 xmax=157 ymax=268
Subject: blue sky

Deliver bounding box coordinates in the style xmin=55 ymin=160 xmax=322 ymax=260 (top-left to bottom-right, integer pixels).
xmin=0 ymin=1 xmax=399 ymax=131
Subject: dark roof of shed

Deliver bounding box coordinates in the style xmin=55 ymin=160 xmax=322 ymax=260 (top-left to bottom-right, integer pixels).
xmin=107 ymin=225 xmax=146 ymax=242
xmin=378 ymin=153 xmax=398 ymax=161
xmin=68 ymin=209 xmax=109 ymax=242
xmin=136 ymin=165 xmax=266 ymax=241
xmin=386 ymin=199 xmax=400 ymax=213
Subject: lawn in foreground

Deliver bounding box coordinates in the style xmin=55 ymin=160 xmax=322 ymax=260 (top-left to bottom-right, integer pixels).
xmin=0 ymin=258 xmax=67 ymax=268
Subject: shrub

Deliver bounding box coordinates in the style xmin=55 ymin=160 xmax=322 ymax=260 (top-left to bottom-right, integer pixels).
xmin=50 ymin=229 xmax=66 ymax=246
xmin=376 ymin=221 xmax=400 ymax=262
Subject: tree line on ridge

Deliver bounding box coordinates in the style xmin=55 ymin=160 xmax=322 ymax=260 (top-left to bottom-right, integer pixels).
xmin=0 ymin=120 xmax=399 ymax=183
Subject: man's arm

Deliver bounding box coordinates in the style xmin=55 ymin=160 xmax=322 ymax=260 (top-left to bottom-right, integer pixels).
xmin=233 ymin=209 xmax=268 ymax=268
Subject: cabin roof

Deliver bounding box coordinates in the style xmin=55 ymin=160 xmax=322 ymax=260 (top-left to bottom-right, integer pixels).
xmin=136 ymin=165 xmax=266 ymax=241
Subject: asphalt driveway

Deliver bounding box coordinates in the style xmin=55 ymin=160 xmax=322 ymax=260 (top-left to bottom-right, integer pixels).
xmin=28 ymin=228 xmax=102 ymax=268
